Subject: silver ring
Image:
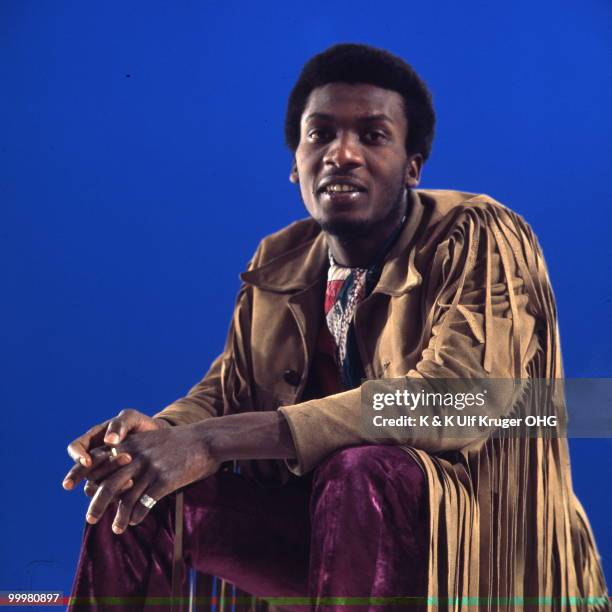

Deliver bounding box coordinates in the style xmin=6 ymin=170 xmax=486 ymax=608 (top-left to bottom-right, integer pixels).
xmin=110 ymin=447 xmax=118 ymax=458
xmin=139 ymin=494 xmax=157 ymax=509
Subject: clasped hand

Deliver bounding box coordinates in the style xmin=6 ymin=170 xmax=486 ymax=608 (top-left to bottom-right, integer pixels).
xmin=62 ymin=409 xmax=219 ymax=534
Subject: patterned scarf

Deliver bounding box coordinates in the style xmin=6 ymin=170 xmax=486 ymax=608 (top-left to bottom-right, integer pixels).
xmin=324 ymin=212 xmax=408 ymax=390
xmin=325 ymin=258 xmax=377 ymax=389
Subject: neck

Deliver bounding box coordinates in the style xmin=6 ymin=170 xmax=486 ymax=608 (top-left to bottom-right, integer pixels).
xmin=325 ymin=192 xmax=410 ymax=268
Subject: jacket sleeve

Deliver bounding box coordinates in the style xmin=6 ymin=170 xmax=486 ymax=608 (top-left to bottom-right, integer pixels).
xmin=278 ymin=205 xmax=545 ymax=475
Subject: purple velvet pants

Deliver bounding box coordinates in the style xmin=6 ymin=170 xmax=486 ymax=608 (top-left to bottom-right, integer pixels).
xmin=69 ymin=446 xmax=428 ymax=610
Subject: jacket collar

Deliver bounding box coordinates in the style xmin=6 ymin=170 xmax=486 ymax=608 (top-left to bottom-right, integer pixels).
xmin=240 ymin=190 xmax=427 ymax=296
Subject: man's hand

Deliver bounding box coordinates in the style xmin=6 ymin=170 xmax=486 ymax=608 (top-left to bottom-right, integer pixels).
xmin=62 ymin=409 xmax=170 ymax=490
xmin=67 ymin=424 xmax=219 ymax=534
xmin=63 ymin=410 xmax=295 ymax=534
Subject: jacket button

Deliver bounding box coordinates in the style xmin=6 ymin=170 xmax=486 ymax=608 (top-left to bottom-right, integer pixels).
xmin=283 ymin=369 xmax=301 ymax=387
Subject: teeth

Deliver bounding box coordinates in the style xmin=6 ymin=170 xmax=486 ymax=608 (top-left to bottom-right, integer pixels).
xmin=326 ymin=184 xmax=360 ymax=193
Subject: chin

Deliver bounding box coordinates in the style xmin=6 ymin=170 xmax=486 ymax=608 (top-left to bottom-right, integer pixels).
xmin=316 ymin=216 xmax=373 ymax=238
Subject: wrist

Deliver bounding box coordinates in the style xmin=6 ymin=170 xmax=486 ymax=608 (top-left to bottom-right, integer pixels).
xmin=193 ymin=418 xmax=229 ymax=463
xmin=192 ymin=411 xmax=296 ymax=463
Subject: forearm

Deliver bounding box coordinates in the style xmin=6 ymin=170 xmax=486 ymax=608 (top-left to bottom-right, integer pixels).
xmin=191 ymin=411 xmax=297 ymax=463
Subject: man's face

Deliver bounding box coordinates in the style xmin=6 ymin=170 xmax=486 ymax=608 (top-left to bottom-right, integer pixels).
xmin=292 ymin=82 xmax=422 ymax=236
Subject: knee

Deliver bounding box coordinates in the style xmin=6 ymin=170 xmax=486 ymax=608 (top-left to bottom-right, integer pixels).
xmin=312 ymin=445 xmax=425 ymax=498
xmin=314 ymin=445 xmax=389 ymax=481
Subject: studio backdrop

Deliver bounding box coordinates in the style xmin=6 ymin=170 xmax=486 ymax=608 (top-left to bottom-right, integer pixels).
xmin=1 ymin=0 xmax=610 ymax=595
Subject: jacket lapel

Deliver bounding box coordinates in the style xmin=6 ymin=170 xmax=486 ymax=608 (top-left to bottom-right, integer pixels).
xmin=239 ymin=190 xmax=429 ymax=392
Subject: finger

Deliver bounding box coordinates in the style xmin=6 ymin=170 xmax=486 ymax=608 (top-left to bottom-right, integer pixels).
xmin=66 ymin=421 xmax=110 ymax=467
xmin=104 ymin=409 xmax=141 ymax=446
xmin=63 ymin=447 xmax=131 ymax=490
xmin=86 ymin=451 xmax=132 ymax=482
xmin=111 ymin=475 xmax=155 ymax=534
xmin=84 ymin=480 xmax=98 ymax=497
xmin=85 ymin=464 xmax=138 ymax=525
xmin=63 ymin=446 xmax=115 ymax=490
xmin=84 ymin=478 xmax=133 ymax=498
xmin=128 ymin=480 xmax=166 ymax=527
xmin=121 ymin=479 xmax=135 ymax=493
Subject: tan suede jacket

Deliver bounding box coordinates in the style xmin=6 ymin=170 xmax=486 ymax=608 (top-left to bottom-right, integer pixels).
xmin=154 ymin=188 xmax=539 ymax=474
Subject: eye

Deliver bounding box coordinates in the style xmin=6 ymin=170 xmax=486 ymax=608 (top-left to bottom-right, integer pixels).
xmin=363 ymin=130 xmax=389 ymax=144
xmin=307 ymin=128 xmax=333 ymax=142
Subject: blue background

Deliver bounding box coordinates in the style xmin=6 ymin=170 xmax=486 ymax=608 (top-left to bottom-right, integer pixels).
xmin=1 ymin=0 xmax=611 ymax=596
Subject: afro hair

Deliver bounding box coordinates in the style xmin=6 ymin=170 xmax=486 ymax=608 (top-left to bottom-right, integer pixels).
xmin=284 ymin=43 xmax=436 ymax=161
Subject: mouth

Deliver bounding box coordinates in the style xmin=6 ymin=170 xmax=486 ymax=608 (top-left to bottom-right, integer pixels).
xmin=317 ymin=178 xmax=367 ymax=202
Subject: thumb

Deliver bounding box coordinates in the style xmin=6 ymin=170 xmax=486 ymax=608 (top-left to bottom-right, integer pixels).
xmin=104 ymin=409 xmax=140 ymax=445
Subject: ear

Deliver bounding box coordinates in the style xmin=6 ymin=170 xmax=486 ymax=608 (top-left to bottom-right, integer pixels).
xmin=404 ymin=153 xmax=423 ymax=188
xmin=289 ymin=161 xmax=299 ymax=184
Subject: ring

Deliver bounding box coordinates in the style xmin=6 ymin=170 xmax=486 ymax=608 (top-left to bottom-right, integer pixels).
xmin=139 ymin=494 xmax=157 ymax=509
xmin=110 ymin=447 xmax=118 ymax=458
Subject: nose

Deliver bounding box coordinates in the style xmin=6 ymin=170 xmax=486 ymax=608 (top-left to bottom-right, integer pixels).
xmin=323 ymin=131 xmax=365 ymax=169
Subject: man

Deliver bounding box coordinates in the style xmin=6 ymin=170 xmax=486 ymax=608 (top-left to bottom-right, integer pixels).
xmin=64 ymin=44 xmax=607 ymax=610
